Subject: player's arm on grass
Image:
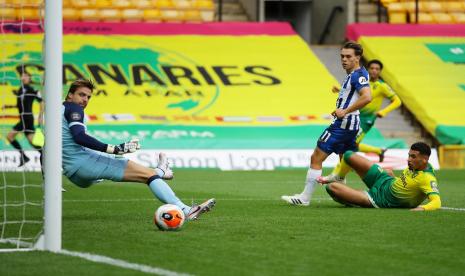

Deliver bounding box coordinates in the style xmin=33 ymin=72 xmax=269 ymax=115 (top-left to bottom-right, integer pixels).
xmin=411 ymin=177 xmax=441 ymax=211
xmin=377 ymin=83 xmax=401 ymax=118
xmin=64 ymin=102 xmax=140 ymax=155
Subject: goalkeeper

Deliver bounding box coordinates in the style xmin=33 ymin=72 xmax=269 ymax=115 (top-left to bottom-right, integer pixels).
xmin=320 ymin=59 xmax=402 ymax=184
xmin=324 ymin=142 xmax=441 ymax=211
xmin=62 ymin=79 xmax=215 ymax=220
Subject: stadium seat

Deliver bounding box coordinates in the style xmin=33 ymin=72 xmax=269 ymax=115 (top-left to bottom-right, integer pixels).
xmin=113 ymin=0 xmax=132 ymax=9
xmin=441 ymin=1 xmax=464 ymax=12
xmin=195 ymin=0 xmax=215 ymax=10
xmin=161 ymin=10 xmax=184 ymax=22
xmin=122 ymin=9 xmax=143 ymax=22
xmin=94 ymin=0 xmax=112 ymax=9
xmin=200 ymin=10 xmax=215 ymax=21
xmin=388 ymin=3 xmax=406 ymax=13
xmin=17 ymin=8 xmax=40 ymax=20
xmin=450 ymin=12 xmax=465 ymax=22
xmin=409 ymin=12 xmax=434 ymax=23
xmin=184 ymin=10 xmax=202 ymax=22
xmin=99 ymin=8 xmax=122 ymax=22
xmin=131 ymin=0 xmax=151 ymax=9
xmin=0 ymin=8 xmax=17 ymax=20
xmin=80 ymin=8 xmax=99 ymax=21
xmin=389 ymin=12 xmax=408 ymax=23
xmin=173 ymin=0 xmax=192 ymax=10
xmin=143 ymin=9 xmax=162 ymax=22
xmin=155 ymin=0 xmax=175 ymax=9
xmin=432 ymin=12 xmax=454 ymax=23
xmin=422 ymin=1 xmax=443 ymax=12
xmin=63 ymin=8 xmax=80 ymax=21
xmin=71 ymin=0 xmax=90 ymax=8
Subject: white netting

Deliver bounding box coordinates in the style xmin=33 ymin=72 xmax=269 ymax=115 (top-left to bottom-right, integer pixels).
xmin=0 ymin=0 xmax=45 ymax=250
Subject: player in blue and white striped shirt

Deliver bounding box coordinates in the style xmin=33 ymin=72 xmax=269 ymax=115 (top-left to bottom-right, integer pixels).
xmin=282 ymin=41 xmax=372 ymax=206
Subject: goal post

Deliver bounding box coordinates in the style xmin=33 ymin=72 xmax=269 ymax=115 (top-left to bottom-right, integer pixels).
xmin=42 ymin=0 xmax=62 ymax=252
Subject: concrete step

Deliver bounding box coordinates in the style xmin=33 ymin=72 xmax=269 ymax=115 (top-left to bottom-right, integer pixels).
xmin=218 ymin=14 xmax=249 ymax=21
xmin=217 ymin=2 xmax=244 ymax=14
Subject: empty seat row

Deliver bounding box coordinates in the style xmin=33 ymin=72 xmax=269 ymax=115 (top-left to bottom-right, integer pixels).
xmin=386 ymin=1 xmax=465 ymax=13
xmin=389 ymin=11 xmax=465 ymax=23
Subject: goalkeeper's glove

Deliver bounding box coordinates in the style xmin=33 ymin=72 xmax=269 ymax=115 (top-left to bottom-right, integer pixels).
xmin=106 ymin=138 xmax=140 ymax=155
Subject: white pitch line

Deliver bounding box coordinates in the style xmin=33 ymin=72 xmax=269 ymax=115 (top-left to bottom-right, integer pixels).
xmin=440 ymin=207 xmax=465 ymax=212
xmin=59 ymin=249 xmax=192 ymax=276
xmin=61 ymin=197 xmax=331 ymax=203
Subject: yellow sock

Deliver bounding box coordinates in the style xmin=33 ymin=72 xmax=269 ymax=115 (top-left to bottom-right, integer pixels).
xmin=338 ymin=158 xmax=352 ymax=178
xmin=359 ymin=143 xmax=382 ymax=155
xmin=332 ymin=159 xmax=352 ymax=178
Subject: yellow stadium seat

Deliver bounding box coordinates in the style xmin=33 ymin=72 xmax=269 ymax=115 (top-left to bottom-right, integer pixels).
xmin=389 ymin=12 xmax=408 ymax=23
xmin=99 ymin=8 xmax=122 ymax=22
xmin=132 ymin=0 xmax=151 ymax=9
xmin=200 ymin=10 xmax=214 ymax=21
xmin=388 ymin=3 xmax=406 ymax=12
xmin=17 ymin=8 xmax=40 ymax=20
xmin=184 ymin=10 xmax=202 ymax=22
xmin=195 ymin=0 xmax=214 ymax=10
xmin=155 ymin=0 xmax=174 ymax=9
xmin=422 ymin=1 xmax=443 ymax=12
xmin=381 ymin=0 xmax=399 ymax=8
xmin=161 ymin=10 xmax=183 ymax=22
xmin=80 ymin=8 xmax=99 ymax=21
xmin=143 ymin=9 xmax=162 ymax=22
xmin=114 ymin=0 xmax=132 ymax=9
xmin=94 ymin=0 xmax=112 ymax=9
xmin=441 ymin=1 xmax=464 ymax=12
xmin=409 ymin=12 xmax=434 ymax=23
xmin=431 ymin=12 xmax=454 ymax=23
xmin=0 ymin=8 xmax=16 ymax=20
xmin=122 ymin=9 xmax=143 ymax=22
xmin=72 ymin=0 xmax=90 ymax=8
xmin=450 ymin=12 xmax=465 ymax=23
xmin=173 ymin=0 xmax=192 ymax=10
xmin=63 ymin=8 xmax=80 ymax=21
xmin=63 ymin=0 xmax=72 ymax=8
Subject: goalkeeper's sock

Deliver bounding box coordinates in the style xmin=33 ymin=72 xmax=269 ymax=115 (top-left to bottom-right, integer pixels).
xmin=359 ymin=143 xmax=382 ymax=155
xmin=147 ymin=175 xmax=190 ymax=215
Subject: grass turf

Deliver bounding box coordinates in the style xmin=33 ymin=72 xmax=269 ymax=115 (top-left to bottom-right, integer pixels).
xmin=1 ymin=169 xmax=465 ymax=275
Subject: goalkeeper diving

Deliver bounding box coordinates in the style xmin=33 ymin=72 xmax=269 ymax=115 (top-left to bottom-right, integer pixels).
xmin=62 ymin=79 xmax=215 ymax=220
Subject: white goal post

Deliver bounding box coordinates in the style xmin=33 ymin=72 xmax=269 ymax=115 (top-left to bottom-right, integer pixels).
xmin=42 ymin=0 xmax=62 ymax=252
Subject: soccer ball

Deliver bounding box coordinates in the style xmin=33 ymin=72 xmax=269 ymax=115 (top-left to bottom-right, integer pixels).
xmin=154 ymin=204 xmax=186 ymax=231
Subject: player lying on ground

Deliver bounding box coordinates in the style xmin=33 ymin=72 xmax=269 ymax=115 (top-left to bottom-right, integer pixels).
xmin=62 ymin=79 xmax=215 ymax=220
xmin=320 ymin=59 xmax=402 ymax=184
xmin=281 ymin=41 xmax=372 ymax=206
xmin=323 ymin=142 xmax=441 ymax=211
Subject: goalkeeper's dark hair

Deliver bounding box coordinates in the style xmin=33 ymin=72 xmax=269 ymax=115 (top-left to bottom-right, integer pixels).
xmin=367 ymin=59 xmax=383 ymax=70
xmin=342 ymin=41 xmax=363 ymax=57
xmin=411 ymin=142 xmax=431 ymax=157
xmin=68 ymin=79 xmax=95 ymax=94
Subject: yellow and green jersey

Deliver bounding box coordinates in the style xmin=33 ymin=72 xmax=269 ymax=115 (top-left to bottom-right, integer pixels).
xmin=359 ymin=79 xmax=401 ymax=132
xmin=390 ymin=163 xmax=440 ymax=208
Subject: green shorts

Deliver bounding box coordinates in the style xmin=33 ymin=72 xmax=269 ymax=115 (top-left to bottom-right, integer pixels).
xmin=362 ymin=164 xmax=401 ymax=208
xmin=359 ymin=114 xmax=376 ymax=134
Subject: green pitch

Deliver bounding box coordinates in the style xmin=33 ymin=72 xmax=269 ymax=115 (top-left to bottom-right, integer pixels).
xmin=1 ymin=169 xmax=465 ymax=275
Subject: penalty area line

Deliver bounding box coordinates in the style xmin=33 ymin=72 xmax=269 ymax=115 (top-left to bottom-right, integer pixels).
xmin=59 ymin=249 xmax=193 ymax=276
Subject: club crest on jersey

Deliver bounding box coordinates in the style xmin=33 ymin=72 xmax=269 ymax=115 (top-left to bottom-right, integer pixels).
xmin=71 ymin=112 xmax=81 ymax=121
xmin=358 ymin=76 xmax=368 ymax=85
xmin=430 ymin=181 xmax=439 ymax=192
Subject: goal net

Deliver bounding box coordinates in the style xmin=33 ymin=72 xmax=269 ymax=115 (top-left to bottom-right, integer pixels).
xmin=0 ymin=0 xmax=61 ymax=252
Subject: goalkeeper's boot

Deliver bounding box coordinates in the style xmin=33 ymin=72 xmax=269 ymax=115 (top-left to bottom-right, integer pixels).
xmin=317 ymin=174 xmax=346 ymax=184
xmin=18 ymin=154 xmax=30 ymax=167
xmin=187 ymin=198 xmax=216 ymax=220
xmin=379 ymin=148 xmax=387 ymax=163
xmin=281 ymin=194 xmax=310 ymax=206
xmin=157 ymin=152 xmax=173 ymax=180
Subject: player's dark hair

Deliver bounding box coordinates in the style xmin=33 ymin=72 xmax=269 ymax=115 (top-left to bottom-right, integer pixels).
xmin=367 ymin=59 xmax=383 ymax=70
xmin=342 ymin=41 xmax=363 ymax=56
xmin=411 ymin=142 xmax=431 ymax=157
xmin=68 ymin=79 xmax=95 ymax=94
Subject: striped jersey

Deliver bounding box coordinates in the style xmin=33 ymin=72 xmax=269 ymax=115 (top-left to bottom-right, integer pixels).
xmin=332 ymin=67 xmax=370 ymax=130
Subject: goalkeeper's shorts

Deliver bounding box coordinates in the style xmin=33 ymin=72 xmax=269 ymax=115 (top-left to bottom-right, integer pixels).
xmin=68 ymin=152 xmax=128 ymax=188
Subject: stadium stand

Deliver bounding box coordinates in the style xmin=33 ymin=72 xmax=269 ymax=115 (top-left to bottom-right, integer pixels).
xmin=1 ymin=0 xmax=216 ymax=22
xmin=348 ymin=24 xmax=465 ymax=146
xmin=382 ymin=0 xmax=465 ymax=23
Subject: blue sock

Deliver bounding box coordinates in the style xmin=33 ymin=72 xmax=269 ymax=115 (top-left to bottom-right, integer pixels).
xmin=148 ymin=176 xmax=191 ymax=215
